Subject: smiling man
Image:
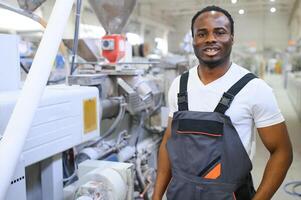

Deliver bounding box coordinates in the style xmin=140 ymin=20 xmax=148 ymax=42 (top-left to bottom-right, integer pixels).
xmin=152 ymin=5 xmax=292 ymax=200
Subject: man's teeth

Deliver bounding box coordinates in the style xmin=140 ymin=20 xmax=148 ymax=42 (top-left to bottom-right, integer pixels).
xmin=205 ymin=49 xmax=218 ymax=52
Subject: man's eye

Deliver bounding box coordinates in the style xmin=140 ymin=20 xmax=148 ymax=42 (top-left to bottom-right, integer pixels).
xmin=216 ymin=31 xmax=226 ymax=35
xmin=198 ymin=32 xmax=206 ymax=37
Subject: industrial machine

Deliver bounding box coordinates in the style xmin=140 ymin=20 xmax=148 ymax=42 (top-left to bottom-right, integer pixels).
xmin=0 ymin=33 xmax=101 ymax=200
xmin=0 ymin=0 xmax=187 ymax=199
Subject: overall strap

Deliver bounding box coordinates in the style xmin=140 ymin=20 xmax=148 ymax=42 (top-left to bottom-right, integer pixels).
xmin=177 ymin=71 xmax=189 ymax=111
xmin=214 ymin=73 xmax=257 ymax=114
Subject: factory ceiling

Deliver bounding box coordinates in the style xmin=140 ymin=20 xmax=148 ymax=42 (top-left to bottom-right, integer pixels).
xmin=138 ymin=0 xmax=297 ymax=17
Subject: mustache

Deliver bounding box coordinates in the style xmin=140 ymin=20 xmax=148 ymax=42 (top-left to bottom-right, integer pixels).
xmin=201 ymin=45 xmax=221 ymax=50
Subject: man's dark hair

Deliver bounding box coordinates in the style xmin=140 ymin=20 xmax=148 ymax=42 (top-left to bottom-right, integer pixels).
xmin=191 ymin=5 xmax=234 ymax=37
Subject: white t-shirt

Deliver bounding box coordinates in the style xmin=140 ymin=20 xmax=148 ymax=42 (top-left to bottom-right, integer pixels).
xmin=168 ymin=63 xmax=284 ymax=160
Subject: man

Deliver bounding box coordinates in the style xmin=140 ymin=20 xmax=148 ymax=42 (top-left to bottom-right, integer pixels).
xmin=152 ymin=5 xmax=292 ymax=200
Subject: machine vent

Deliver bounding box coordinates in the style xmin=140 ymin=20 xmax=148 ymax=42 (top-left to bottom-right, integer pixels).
xmin=10 ymin=176 xmax=25 ymax=185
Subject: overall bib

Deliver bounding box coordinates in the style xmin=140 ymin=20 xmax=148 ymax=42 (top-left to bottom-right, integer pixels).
xmin=166 ymin=72 xmax=257 ymax=200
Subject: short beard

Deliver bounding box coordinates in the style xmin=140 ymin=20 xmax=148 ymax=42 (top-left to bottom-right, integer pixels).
xmin=201 ymin=59 xmax=225 ymax=69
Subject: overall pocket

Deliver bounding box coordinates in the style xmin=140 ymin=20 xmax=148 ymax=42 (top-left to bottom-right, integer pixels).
xmin=166 ymin=177 xmax=194 ymax=200
xmin=175 ymin=119 xmax=224 ymax=177
xmin=197 ymin=189 xmax=236 ymax=200
xmin=195 ymin=184 xmax=237 ymax=200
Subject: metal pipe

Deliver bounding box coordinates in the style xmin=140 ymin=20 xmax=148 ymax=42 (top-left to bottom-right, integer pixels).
xmin=70 ymin=0 xmax=82 ymax=75
xmin=0 ymin=2 xmax=42 ymax=24
xmin=0 ymin=0 xmax=74 ymax=198
xmin=101 ymin=98 xmax=120 ymax=119
xmin=0 ymin=2 xmax=71 ymax=82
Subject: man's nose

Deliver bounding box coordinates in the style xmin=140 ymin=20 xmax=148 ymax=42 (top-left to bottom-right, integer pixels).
xmin=205 ymin=32 xmax=217 ymax=43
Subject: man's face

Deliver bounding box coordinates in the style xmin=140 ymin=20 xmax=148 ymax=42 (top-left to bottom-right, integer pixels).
xmin=192 ymin=11 xmax=233 ymax=68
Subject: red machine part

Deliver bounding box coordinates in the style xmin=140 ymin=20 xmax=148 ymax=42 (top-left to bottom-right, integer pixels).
xmin=101 ymin=34 xmax=126 ymax=63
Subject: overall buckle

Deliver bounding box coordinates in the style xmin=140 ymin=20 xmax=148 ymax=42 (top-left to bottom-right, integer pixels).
xmin=219 ymin=92 xmax=234 ymax=108
xmin=177 ymin=92 xmax=188 ymax=104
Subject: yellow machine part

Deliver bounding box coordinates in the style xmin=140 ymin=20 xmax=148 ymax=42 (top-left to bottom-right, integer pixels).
xmin=83 ymin=97 xmax=98 ymax=134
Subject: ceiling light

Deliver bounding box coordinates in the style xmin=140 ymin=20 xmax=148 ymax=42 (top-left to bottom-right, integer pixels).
xmin=231 ymin=0 xmax=237 ymax=4
xmin=238 ymin=9 xmax=245 ymax=15
xmin=270 ymin=0 xmax=275 ymax=2
xmin=270 ymin=7 xmax=276 ymax=13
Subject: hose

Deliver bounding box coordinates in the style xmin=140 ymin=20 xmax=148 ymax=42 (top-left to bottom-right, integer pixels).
xmin=76 ymin=130 xmax=129 ymax=164
xmin=100 ymin=97 xmax=126 ymax=139
xmin=136 ymin=157 xmax=145 ymax=189
xmin=284 ymin=181 xmax=301 ymax=197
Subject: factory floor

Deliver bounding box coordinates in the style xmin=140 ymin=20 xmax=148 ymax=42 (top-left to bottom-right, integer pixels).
xmin=252 ymin=74 xmax=301 ymax=200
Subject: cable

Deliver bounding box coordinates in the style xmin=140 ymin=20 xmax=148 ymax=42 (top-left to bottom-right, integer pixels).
xmin=63 ymin=149 xmax=78 ymax=185
xmin=20 ymin=62 xmax=29 ymax=74
xmin=284 ymin=181 xmax=301 ymax=197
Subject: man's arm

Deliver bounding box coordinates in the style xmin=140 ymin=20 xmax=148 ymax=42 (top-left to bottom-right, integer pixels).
xmin=253 ymin=122 xmax=293 ymax=200
xmin=152 ymin=118 xmax=173 ymax=200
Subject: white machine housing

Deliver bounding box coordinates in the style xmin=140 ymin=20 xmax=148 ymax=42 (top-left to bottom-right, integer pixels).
xmin=0 ymin=85 xmax=100 ymax=199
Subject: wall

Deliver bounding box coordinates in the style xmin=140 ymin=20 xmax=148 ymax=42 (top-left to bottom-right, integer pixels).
xmin=234 ymin=12 xmax=290 ymax=51
xmin=125 ymin=3 xmax=173 ymax=54
xmin=168 ymin=16 xmax=192 ymax=54
xmin=289 ymin=0 xmax=301 ymax=41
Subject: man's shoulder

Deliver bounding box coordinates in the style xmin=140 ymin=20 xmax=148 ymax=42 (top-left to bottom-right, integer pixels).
xmin=228 ymin=63 xmax=273 ymax=94
xmin=230 ymin=63 xmax=251 ymax=76
xmin=172 ymin=66 xmax=198 ymax=85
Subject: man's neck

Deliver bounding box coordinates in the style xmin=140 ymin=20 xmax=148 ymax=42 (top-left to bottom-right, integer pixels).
xmin=197 ymin=61 xmax=231 ymax=85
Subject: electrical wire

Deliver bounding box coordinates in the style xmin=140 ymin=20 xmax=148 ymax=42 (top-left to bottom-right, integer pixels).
xmin=63 ymin=149 xmax=78 ymax=185
xmin=20 ymin=62 xmax=29 ymax=74
xmin=284 ymin=181 xmax=301 ymax=197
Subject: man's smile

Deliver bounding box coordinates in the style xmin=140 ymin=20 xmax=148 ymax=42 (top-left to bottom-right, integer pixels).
xmin=203 ymin=46 xmax=220 ymax=56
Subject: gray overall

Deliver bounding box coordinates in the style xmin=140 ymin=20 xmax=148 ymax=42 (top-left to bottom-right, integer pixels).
xmin=166 ymin=72 xmax=257 ymax=200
